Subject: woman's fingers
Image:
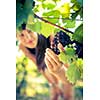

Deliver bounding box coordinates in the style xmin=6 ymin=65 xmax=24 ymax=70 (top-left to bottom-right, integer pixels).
xmin=45 ymin=56 xmax=53 ymax=72
xmin=46 ymin=48 xmax=59 ymax=65
xmin=45 ymin=48 xmax=63 ymax=69
xmin=45 ymin=52 xmax=58 ymax=71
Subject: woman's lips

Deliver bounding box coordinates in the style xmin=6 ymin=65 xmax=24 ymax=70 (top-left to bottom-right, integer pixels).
xmin=28 ymin=40 xmax=33 ymax=44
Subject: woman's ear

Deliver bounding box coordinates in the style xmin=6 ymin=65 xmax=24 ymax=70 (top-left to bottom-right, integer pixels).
xmin=16 ymin=32 xmax=20 ymax=39
xmin=16 ymin=33 xmax=18 ymax=38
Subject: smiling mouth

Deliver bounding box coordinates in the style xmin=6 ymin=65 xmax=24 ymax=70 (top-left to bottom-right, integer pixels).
xmin=28 ymin=40 xmax=33 ymax=44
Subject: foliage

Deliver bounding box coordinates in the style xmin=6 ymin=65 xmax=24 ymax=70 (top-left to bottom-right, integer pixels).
xmin=16 ymin=0 xmax=35 ymax=33
xmin=58 ymin=46 xmax=83 ymax=84
xmin=72 ymin=23 xmax=83 ymax=43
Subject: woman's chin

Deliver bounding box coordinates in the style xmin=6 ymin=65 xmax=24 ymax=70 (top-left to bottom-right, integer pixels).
xmin=26 ymin=45 xmax=35 ymax=48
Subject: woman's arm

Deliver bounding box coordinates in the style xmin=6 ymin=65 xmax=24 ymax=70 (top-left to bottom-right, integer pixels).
xmin=19 ymin=43 xmax=36 ymax=64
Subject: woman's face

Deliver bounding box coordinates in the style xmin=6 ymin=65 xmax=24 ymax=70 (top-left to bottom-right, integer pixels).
xmin=17 ymin=29 xmax=38 ymax=48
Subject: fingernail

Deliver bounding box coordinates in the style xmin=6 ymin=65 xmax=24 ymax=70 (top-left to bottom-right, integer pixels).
xmin=46 ymin=48 xmax=49 ymax=52
xmin=45 ymin=53 xmax=47 ymax=56
xmin=47 ymin=48 xmax=49 ymax=51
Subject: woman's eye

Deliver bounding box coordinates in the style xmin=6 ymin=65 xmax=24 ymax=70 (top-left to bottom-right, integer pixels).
xmin=28 ymin=30 xmax=31 ymax=33
xmin=21 ymin=33 xmax=24 ymax=37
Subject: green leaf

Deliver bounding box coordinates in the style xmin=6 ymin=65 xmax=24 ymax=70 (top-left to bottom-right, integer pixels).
xmin=27 ymin=13 xmax=34 ymax=24
xmin=64 ymin=47 xmax=76 ymax=56
xmin=71 ymin=0 xmax=83 ymax=6
xmin=79 ymin=7 xmax=83 ymax=18
xmin=47 ymin=18 xmax=59 ymax=24
xmin=64 ymin=20 xmax=76 ymax=28
xmin=43 ymin=10 xmax=60 ymax=17
xmin=71 ymin=0 xmax=77 ymax=3
xmin=76 ymin=58 xmax=83 ymax=78
xmin=77 ymin=0 xmax=83 ymax=6
xmin=71 ymin=12 xmax=79 ymax=20
xmin=66 ymin=63 xmax=81 ymax=84
xmin=76 ymin=58 xmax=83 ymax=68
xmin=42 ymin=10 xmax=60 ymax=23
xmin=42 ymin=0 xmax=56 ymax=9
xmin=58 ymin=52 xmax=68 ymax=64
xmin=72 ymin=23 xmax=83 ymax=43
xmin=16 ymin=0 xmax=35 ymax=31
xmin=58 ymin=3 xmax=70 ymax=18
xmin=53 ymin=0 xmax=60 ymax=2
xmin=23 ymin=0 xmax=34 ymax=10
xmin=26 ymin=21 xmax=41 ymax=33
xmin=72 ymin=3 xmax=81 ymax=11
xmin=40 ymin=22 xmax=55 ymax=38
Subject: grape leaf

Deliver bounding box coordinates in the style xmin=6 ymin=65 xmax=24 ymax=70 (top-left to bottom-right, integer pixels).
xmin=58 ymin=52 xmax=68 ymax=64
xmin=66 ymin=63 xmax=81 ymax=84
xmin=26 ymin=21 xmax=41 ymax=33
xmin=77 ymin=0 xmax=83 ymax=6
xmin=42 ymin=0 xmax=56 ymax=10
xmin=79 ymin=7 xmax=83 ymax=18
xmin=72 ymin=3 xmax=81 ymax=11
xmin=43 ymin=10 xmax=60 ymax=17
xmin=40 ymin=22 xmax=55 ymax=38
xmin=71 ymin=0 xmax=77 ymax=3
xmin=42 ymin=10 xmax=60 ymax=23
xmin=72 ymin=23 xmax=83 ymax=43
xmin=58 ymin=3 xmax=70 ymax=18
xmin=76 ymin=58 xmax=83 ymax=78
xmin=16 ymin=0 xmax=35 ymax=32
xmin=64 ymin=20 xmax=76 ymax=28
xmin=27 ymin=13 xmax=34 ymax=24
xmin=71 ymin=0 xmax=83 ymax=6
xmin=64 ymin=47 xmax=76 ymax=56
xmin=71 ymin=12 xmax=79 ymax=20
xmin=76 ymin=58 xmax=83 ymax=68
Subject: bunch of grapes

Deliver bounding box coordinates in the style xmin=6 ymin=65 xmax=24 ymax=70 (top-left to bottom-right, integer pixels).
xmin=51 ymin=30 xmax=72 ymax=55
xmin=51 ymin=33 xmax=60 ymax=55
xmin=51 ymin=30 xmax=83 ymax=58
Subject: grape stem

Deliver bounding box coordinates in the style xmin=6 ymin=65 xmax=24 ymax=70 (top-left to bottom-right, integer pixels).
xmin=34 ymin=13 xmax=74 ymax=34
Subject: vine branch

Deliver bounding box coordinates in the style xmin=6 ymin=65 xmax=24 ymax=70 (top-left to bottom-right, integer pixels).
xmin=34 ymin=13 xmax=74 ymax=34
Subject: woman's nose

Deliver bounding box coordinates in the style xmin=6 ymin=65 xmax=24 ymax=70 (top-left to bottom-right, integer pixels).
xmin=27 ymin=34 xmax=32 ymax=40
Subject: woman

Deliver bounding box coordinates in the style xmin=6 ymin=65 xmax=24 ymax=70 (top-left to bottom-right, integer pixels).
xmin=17 ymin=28 xmax=73 ymax=100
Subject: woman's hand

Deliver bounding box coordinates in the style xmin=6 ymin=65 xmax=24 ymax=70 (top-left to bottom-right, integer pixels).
xmin=45 ymin=48 xmax=63 ymax=73
xmin=45 ymin=48 xmax=68 ymax=84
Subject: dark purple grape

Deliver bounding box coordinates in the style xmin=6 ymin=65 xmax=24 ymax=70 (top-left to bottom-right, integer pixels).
xmin=73 ymin=41 xmax=83 ymax=58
